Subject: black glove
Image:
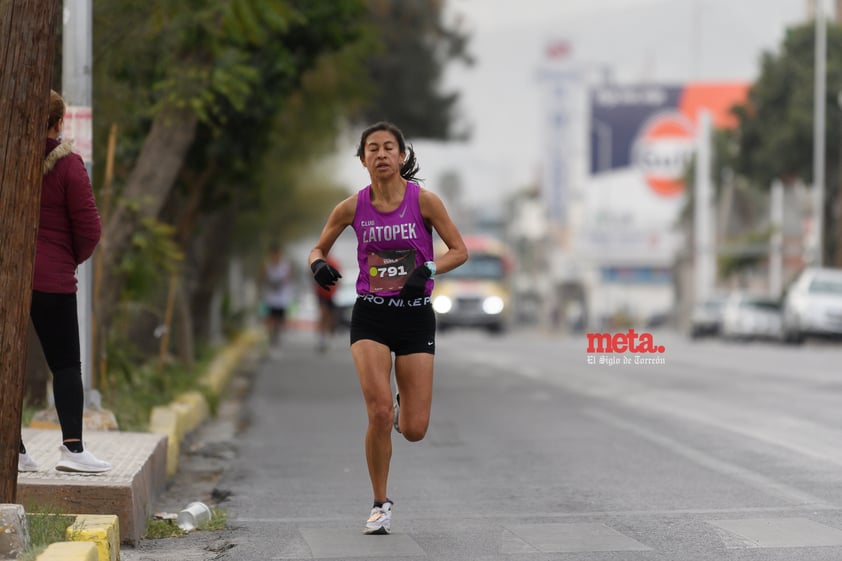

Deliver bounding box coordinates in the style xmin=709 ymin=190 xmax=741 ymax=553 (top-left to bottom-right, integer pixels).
xmin=398 ymin=264 xmax=432 ymax=299
xmin=311 ymin=259 xmax=342 ymax=290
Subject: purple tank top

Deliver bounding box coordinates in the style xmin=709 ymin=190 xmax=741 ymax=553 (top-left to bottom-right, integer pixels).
xmin=353 ymin=181 xmax=434 ymax=296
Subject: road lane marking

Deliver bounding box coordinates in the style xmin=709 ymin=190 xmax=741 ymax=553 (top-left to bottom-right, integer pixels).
xmin=709 ymin=517 xmax=842 ymax=548
xmin=616 ymin=389 xmax=842 ymax=470
xmin=298 ymin=528 xmax=424 ymax=558
xmin=587 ymin=409 xmax=834 ymax=509
xmin=463 ymin=339 xmax=842 ymax=473
xmin=504 ymin=522 xmax=651 ymax=553
xmin=234 ymin=504 xmax=839 ymax=525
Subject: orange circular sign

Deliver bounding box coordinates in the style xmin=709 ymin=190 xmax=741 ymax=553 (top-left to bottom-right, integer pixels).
xmin=632 ymin=112 xmax=695 ymax=197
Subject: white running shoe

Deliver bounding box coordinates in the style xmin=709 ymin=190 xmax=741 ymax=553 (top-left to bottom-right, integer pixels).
xmin=55 ymin=445 xmax=112 ymax=473
xmin=364 ymin=501 xmax=393 ymax=535
xmin=18 ymin=452 xmax=39 ymax=472
xmin=393 ymin=394 xmax=401 ymax=434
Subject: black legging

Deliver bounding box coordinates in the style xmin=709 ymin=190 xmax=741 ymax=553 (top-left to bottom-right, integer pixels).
xmin=28 ymin=290 xmax=84 ymax=443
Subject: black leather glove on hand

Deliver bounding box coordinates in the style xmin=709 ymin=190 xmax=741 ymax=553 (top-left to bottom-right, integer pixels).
xmin=398 ymin=264 xmax=432 ymax=299
xmin=311 ymin=259 xmax=342 ymax=290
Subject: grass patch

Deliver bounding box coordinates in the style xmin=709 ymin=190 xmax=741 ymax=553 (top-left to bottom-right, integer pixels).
xmin=20 ymin=510 xmax=77 ymax=560
xmin=145 ymin=517 xmax=185 ymax=539
xmin=18 ymin=546 xmax=46 ymax=561
xmin=201 ymin=507 xmax=228 ymax=531
xmin=27 ymin=512 xmax=76 ymax=546
xmin=145 ymin=507 xmax=228 ymax=539
xmin=102 ymin=345 xmax=219 ymax=432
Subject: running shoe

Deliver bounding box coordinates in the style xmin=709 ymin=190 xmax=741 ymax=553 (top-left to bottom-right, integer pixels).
xmin=55 ymin=445 xmax=112 ymax=473
xmin=364 ymin=501 xmax=393 ymax=535
xmin=393 ymin=393 xmax=401 ymax=434
xmin=18 ymin=452 xmax=38 ymax=472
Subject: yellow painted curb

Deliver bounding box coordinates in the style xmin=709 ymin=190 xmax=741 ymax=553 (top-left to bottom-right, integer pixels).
xmin=67 ymin=514 xmax=119 ymax=561
xmin=36 ymin=540 xmax=99 ymax=561
xmin=200 ymin=329 xmax=265 ymax=395
xmin=148 ymin=392 xmax=209 ymax=479
xmin=147 ymin=328 xmax=263 ymax=479
xmin=171 ymin=391 xmax=210 ymax=436
xmin=149 ymin=406 xmax=180 ymax=478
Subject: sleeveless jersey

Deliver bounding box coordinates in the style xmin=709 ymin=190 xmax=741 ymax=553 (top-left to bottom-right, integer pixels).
xmin=352 ymin=181 xmax=434 ymax=297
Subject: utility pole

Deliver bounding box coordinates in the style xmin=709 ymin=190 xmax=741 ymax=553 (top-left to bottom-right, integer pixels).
xmin=813 ymin=0 xmax=827 ymax=266
xmin=769 ymin=180 xmax=784 ymax=297
xmin=694 ymin=110 xmax=715 ymax=304
xmin=63 ymin=0 xmax=97 ymax=405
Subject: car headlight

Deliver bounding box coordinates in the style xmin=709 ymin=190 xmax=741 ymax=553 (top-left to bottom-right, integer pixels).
xmin=433 ymin=295 xmax=452 ymax=314
xmin=482 ymin=296 xmax=504 ymax=315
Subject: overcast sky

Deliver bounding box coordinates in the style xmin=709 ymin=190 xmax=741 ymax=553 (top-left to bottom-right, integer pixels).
xmin=334 ymin=0 xmax=812 ymax=208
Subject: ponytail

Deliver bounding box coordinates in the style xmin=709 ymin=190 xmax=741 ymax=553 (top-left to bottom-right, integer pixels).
xmin=399 ymin=144 xmax=421 ymax=183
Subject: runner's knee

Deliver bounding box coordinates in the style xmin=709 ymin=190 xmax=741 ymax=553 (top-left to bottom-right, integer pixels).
xmin=368 ymin=403 xmax=394 ymax=431
xmin=401 ymin=418 xmax=429 ymax=442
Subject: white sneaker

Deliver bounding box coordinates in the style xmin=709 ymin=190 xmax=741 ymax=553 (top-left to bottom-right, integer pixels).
xmin=55 ymin=445 xmax=112 ymax=473
xmin=364 ymin=501 xmax=392 ymax=535
xmin=18 ymin=452 xmax=39 ymax=472
xmin=393 ymin=394 xmax=401 ymax=434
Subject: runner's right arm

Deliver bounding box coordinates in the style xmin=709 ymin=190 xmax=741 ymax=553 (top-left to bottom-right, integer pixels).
xmin=309 ymin=194 xmax=357 ymax=267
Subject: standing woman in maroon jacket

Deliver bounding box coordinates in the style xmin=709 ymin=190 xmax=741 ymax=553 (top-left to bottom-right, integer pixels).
xmin=18 ymin=90 xmax=112 ymax=473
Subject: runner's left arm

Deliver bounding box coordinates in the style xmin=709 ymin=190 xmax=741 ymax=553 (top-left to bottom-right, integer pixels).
xmin=418 ymin=189 xmax=468 ymax=275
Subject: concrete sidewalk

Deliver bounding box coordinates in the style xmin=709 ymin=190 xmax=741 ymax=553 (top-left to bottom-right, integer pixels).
xmin=17 ymin=428 xmax=167 ymax=545
xmin=6 ymin=328 xmax=266 ymax=560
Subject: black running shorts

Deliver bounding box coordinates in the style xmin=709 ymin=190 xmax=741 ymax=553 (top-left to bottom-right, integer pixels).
xmin=266 ymin=306 xmax=286 ymax=319
xmin=350 ymin=295 xmax=436 ymax=355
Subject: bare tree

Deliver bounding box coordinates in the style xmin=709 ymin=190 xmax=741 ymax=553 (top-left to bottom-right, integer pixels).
xmin=0 ymin=0 xmax=60 ymax=502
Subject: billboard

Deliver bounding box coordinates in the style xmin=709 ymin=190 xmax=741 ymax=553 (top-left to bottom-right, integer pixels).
xmin=589 ymin=82 xmax=749 ymax=194
xmin=581 ymin=82 xmax=749 ymax=266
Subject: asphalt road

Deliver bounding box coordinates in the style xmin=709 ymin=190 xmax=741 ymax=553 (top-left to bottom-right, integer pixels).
xmin=127 ymin=326 xmax=842 ymax=560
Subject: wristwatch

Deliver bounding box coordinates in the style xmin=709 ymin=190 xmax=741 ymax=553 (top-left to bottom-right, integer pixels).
xmin=424 ymin=261 xmax=436 ymax=279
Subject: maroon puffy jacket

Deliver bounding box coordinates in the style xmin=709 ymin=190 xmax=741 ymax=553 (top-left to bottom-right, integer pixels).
xmin=34 ymin=138 xmax=101 ymax=293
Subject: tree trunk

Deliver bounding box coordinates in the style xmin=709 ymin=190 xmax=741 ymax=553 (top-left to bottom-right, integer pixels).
xmin=157 ymin=162 xmax=216 ymax=366
xmin=0 ymin=0 xmax=59 ymax=503
xmin=94 ymin=105 xmax=198 ymax=382
xmin=190 ymin=208 xmax=238 ymax=344
xmin=174 ymin=277 xmax=195 ymax=366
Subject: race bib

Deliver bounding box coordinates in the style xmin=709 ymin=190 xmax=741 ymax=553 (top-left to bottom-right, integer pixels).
xmin=367 ymin=249 xmax=416 ymax=293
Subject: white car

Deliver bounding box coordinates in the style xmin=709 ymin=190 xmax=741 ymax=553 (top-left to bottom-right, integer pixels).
xmin=689 ymin=295 xmax=727 ymax=338
xmin=782 ymin=267 xmax=842 ymax=343
xmin=720 ymin=293 xmax=782 ymax=341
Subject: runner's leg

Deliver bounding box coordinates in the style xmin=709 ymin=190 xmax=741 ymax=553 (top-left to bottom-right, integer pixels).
xmin=394 ymin=353 xmax=434 ymax=442
xmin=351 ymin=339 xmax=395 ymax=502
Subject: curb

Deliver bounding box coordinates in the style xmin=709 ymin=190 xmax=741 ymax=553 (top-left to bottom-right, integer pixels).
xmin=31 ymin=513 xmax=119 ymax=561
xmin=68 ymin=514 xmax=119 ymax=561
xmin=35 ymin=541 xmax=98 ymax=561
xmin=148 ymin=328 xmax=265 ymax=478
xmin=0 ymin=503 xmax=26 ymax=559
xmin=6 ymin=328 xmax=264 ymax=560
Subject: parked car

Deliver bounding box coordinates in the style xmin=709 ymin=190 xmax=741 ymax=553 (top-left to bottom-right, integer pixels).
xmin=689 ymin=295 xmax=727 ymax=338
xmin=720 ymin=293 xmax=783 ymax=341
xmin=782 ymin=267 xmax=842 ymax=343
